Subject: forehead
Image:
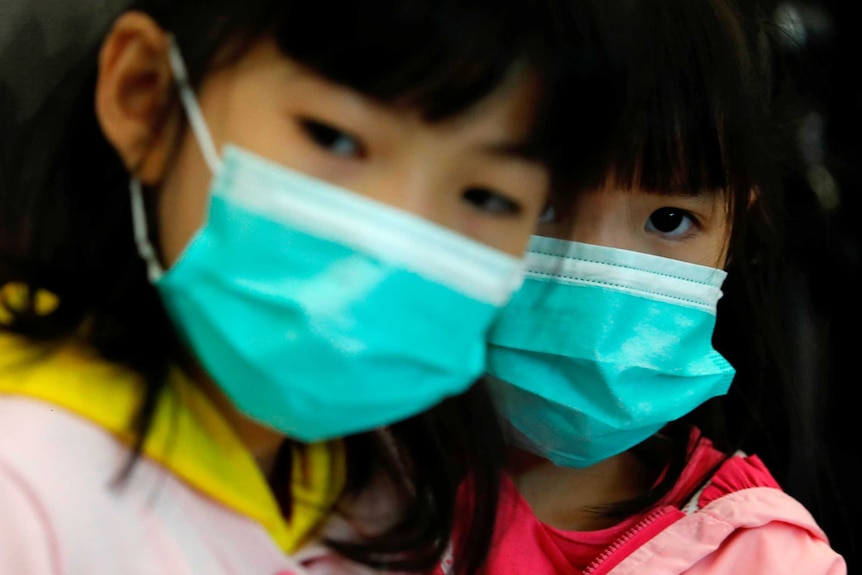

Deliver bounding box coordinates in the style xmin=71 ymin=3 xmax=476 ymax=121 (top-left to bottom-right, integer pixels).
xmin=210 ymin=40 xmax=544 ymax=147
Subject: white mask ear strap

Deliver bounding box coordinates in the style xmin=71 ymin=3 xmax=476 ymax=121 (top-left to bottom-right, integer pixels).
xmin=167 ymin=34 xmax=222 ymax=174
xmin=130 ymin=179 xmax=165 ymax=282
xmin=129 ymin=35 xmax=223 ymax=283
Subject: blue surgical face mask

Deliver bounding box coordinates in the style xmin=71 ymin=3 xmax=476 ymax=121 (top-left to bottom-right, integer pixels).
xmin=486 ymin=236 xmax=735 ymax=468
xmin=128 ymin=39 xmax=525 ymax=442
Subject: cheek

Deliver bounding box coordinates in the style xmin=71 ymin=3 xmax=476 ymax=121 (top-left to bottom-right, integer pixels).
xmin=701 ymin=213 xmax=733 ymax=269
xmin=473 ymin=217 xmax=537 ymax=257
xmin=478 ymin=186 xmax=548 ymax=257
xmin=712 ymin=231 xmax=732 ymax=269
xmin=156 ymin=135 xmax=213 ymax=267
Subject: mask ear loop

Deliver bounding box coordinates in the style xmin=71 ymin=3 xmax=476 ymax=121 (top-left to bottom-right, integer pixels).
xmin=130 ymin=179 xmax=164 ymax=282
xmin=129 ymin=34 xmax=224 ymax=283
xmin=166 ymin=33 xmax=222 ymax=174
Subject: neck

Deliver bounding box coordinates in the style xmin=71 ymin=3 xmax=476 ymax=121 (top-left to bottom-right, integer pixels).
xmin=191 ymin=363 xmax=285 ymax=477
xmin=507 ymin=447 xmax=658 ymax=531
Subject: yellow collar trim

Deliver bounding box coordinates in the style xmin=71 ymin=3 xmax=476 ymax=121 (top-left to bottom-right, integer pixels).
xmin=0 ymin=334 xmax=345 ymax=553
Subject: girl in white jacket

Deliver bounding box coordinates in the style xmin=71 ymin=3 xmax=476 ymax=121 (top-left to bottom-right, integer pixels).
xmin=0 ymin=1 xmax=617 ymax=574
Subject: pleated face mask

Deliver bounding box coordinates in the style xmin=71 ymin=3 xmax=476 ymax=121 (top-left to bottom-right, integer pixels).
xmin=129 ymin=38 xmax=525 ymax=442
xmin=487 ymin=236 xmax=735 ymax=468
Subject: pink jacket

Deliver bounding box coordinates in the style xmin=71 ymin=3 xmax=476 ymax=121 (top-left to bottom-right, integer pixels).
xmin=0 ymin=334 xmax=345 ymax=575
xmin=0 ymin=395 xmax=308 ymax=575
xmin=581 ymin=483 xmax=846 ymax=575
xmin=293 ymin=437 xmax=847 ymax=575
xmin=450 ymin=433 xmax=847 ymax=575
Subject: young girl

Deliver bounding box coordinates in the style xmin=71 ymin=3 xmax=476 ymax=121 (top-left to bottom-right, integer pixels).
xmin=0 ymin=1 xmax=616 ymax=573
xmin=471 ymin=0 xmax=848 ymax=573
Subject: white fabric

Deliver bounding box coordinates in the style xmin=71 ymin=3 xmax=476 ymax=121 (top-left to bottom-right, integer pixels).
xmin=0 ymin=396 xmax=306 ymax=575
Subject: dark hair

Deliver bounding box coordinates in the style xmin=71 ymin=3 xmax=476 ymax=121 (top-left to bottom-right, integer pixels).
xmin=569 ymin=0 xmax=827 ymax=518
xmin=0 ymin=1 xmax=617 ymax=573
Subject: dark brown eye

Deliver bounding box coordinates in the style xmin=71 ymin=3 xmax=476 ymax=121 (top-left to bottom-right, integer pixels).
xmin=463 ymin=187 xmax=522 ymax=216
xmin=646 ymin=207 xmax=696 ymax=236
xmin=299 ymin=119 xmax=366 ymax=158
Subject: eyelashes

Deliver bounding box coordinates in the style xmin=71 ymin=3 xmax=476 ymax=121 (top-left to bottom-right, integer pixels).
xmin=298 ymin=118 xmax=367 ymax=159
xmin=297 ymin=116 xmax=527 ymax=218
xmin=463 ymin=188 xmax=522 ymax=216
xmin=645 ymin=207 xmax=698 ymax=238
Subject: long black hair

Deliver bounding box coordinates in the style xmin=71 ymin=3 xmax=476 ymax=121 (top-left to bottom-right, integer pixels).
xmin=0 ymin=1 xmax=617 ymax=572
xmin=568 ymin=0 xmax=828 ymax=518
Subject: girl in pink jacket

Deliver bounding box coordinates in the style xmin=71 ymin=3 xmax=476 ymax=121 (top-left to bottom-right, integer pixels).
xmin=463 ymin=0 xmax=849 ymax=573
xmin=0 ymin=1 xmax=619 ymax=573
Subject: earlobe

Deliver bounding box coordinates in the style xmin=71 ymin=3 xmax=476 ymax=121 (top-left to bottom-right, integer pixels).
xmin=95 ymin=12 xmax=181 ymax=184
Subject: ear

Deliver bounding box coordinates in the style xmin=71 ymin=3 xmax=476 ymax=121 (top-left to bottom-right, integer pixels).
xmin=95 ymin=12 xmax=182 ymax=185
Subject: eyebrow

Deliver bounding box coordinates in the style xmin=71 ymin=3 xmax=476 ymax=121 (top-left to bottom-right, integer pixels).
xmin=481 ymin=140 xmax=542 ymax=162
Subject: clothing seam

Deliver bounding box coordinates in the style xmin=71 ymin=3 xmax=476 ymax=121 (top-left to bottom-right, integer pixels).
xmin=0 ymin=454 xmax=63 ymax=575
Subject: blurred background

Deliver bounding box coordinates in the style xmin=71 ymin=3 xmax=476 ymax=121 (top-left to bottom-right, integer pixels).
xmin=2 ymin=0 xmax=860 ymax=571
xmin=766 ymin=1 xmax=862 ymax=571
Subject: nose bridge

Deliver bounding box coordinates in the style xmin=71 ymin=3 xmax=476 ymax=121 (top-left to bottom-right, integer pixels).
xmin=568 ymin=191 xmax=630 ymax=249
xmin=365 ymin=150 xmax=449 ymax=227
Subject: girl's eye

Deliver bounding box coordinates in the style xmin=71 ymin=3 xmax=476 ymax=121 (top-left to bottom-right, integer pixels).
xmin=463 ymin=187 xmax=522 ymax=216
xmin=645 ymin=207 xmax=697 ymax=238
xmin=299 ymin=119 xmax=367 ymax=158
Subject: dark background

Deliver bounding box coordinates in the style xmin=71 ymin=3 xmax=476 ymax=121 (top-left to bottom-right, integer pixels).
xmin=775 ymin=1 xmax=862 ymax=572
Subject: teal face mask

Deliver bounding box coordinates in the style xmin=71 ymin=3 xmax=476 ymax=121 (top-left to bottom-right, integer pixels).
xmin=487 ymin=236 xmax=735 ymax=468
xmin=128 ymin=40 xmax=524 ymax=442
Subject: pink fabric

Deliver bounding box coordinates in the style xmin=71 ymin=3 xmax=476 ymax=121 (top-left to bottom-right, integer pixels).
xmin=607 ymin=487 xmax=846 ymax=575
xmin=698 ymin=453 xmax=780 ymax=507
xmin=256 ymin=429 xmax=846 ymax=575
xmin=443 ymin=431 xmax=846 ymax=575
xmin=536 ymin=451 xmax=731 ymax=572
xmin=0 ymin=396 xmax=308 ymax=575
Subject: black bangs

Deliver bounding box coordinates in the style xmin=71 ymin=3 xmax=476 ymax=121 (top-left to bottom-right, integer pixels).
xmin=603 ymin=0 xmax=770 ymax=197
xmin=141 ymin=0 xmax=550 ymax=122
xmin=271 ymin=0 xmax=547 ymax=121
xmin=137 ymin=0 xmax=619 ymax=184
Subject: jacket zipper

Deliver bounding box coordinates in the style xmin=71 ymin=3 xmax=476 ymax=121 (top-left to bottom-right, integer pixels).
xmin=582 ymin=506 xmax=683 ymax=575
